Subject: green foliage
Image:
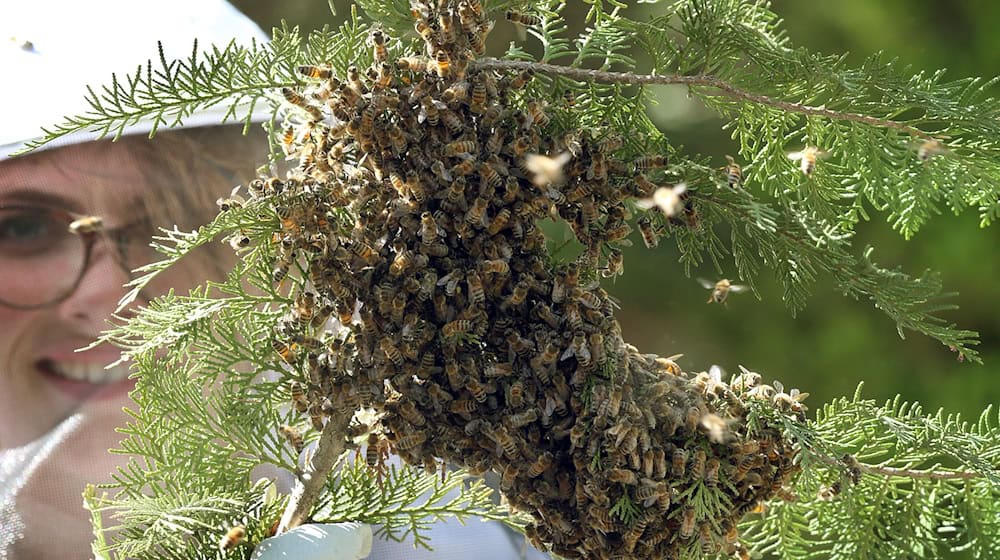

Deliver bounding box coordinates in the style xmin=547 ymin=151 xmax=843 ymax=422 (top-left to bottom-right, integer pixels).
xmin=740 ymin=385 xmax=1000 ymax=559
xmin=26 ymin=0 xmax=1000 ymax=558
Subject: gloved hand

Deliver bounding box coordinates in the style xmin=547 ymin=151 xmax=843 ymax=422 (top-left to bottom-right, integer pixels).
xmin=250 ymin=522 xmax=372 ymax=560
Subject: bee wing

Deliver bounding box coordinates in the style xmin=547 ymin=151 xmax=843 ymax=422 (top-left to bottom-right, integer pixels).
xmin=773 ymin=380 xmax=784 ymax=394
xmin=559 ymin=345 xmax=575 ymax=361
xmin=709 ymin=364 xmax=724 ymax=382
xmin=729 ymin=284 xmax=750 ymax=293
xmin=787 ymin=151 xmax=804 ymax=161
xmin=697 ymin=277 xmax=715 ymax=289
xmin=635 ymin=197 xmax=656 ymax=210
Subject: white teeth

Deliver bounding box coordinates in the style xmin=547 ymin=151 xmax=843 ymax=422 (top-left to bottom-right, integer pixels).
xmin=49 ymin=362 xmax=132 ymax=384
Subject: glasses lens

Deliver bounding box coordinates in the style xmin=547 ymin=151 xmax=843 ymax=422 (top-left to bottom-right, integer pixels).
xmin=0 ymin=207 xmax=88 ymax=308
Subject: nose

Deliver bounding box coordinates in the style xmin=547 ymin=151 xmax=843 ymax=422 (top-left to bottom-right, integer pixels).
xmin=55 ymin=237 xmax=131 ymax=327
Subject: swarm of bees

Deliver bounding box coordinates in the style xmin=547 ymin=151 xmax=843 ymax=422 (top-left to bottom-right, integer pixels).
xmin=229 ymin=2 xmax=805 ymax=558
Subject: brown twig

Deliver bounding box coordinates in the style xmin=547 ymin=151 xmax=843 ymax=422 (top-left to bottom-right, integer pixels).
xmin=277 ymin=411 xmax=353 ymax=533
xmin=470 ymin=58 xmax=931 ymax=139
xmin=813 ymin=453 xmax=979 ymax=482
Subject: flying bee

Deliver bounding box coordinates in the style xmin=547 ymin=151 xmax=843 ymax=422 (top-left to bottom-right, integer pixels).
xmin=68 ymin=215 xmax=103 ymax=235
xmin=698 ymin=277 xmax=749 ymax=305
xmin=219 ymin=525 xmax=246 ymax=552
xmin=917 ymin=138 xmax=949 ymax=161
xmin=721 ymin=154 xmax=744 ymax=188
xmin=700 ymin=413 xmax=733 ymax=444
xmin=505 ymin=9 xmax=540 ymax=40
xmin=787 ymin=146 xmax=827 ymax=176
xmin=524 ymin=152 xmax=571 ymax=187
xmin=636 ymin=183 xmax=687 ymax=217
xmin=433 ymin=49 xmax=451 ymax=78
xmin=279 ymin=423 xmax=305 ymax=453
xmin=297 ymin=64 xmax=332 ymax=80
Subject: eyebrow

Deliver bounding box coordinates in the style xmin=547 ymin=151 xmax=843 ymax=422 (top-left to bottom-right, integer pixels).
xmin=0 ymin=188 xmax=85 ymax=213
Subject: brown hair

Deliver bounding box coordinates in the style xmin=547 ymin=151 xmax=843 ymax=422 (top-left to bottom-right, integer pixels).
xmin=118 ymin=124 xmax=270 ymax=277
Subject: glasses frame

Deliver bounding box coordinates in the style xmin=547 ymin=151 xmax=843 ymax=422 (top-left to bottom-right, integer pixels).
xmin=0 ymin=205 xmax=105 ymax=310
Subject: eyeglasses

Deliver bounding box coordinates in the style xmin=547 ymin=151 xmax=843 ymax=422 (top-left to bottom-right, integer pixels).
xmin=0 ymin=204 xmax=155 ymax=309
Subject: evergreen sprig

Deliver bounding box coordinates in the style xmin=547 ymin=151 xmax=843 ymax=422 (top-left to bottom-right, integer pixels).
xmin=739 ymin=384 xmax=1000 ymax=559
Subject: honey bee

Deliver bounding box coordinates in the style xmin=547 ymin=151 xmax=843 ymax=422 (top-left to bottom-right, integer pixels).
xmin=633 ymin=154 xmax=668 ymax=170
xmin=637 ymin=215 xmax=659 ymax=249
xmin=464 ymin=271 xmax=485 ymax=306
xmin=607 ymin=467 xmax=638 ymax=485
xmin=370 ymin=29 xmax=388 ymax=62
xmin=689 ymin=448 xmax=706 ymax=480
xmin=219 ymin=525 xmax=246 ymax=551
xmin=636 ymin=183 xmax=687 ymax=217
xmin=469 ymin=80 xmax=487 ymax=113
xmin=524 ymin=152 xmax=571 ymax=187
xmin=419 ymin=211 xmax=440 ymax=244
xmin=441 ymin=109 xmax=464 ymax=134
xmin=297 ymin=64 xmax=332 ymax=80
xmin=392 ymin=431 xmax=427 ymax=451
xmin=216 ymin=188 xmax=246 ymax=212
xmin=414 ymin=16 xmax=436 ymax=44
xmin=917 ymin=138 xmax=948 ymax=161
xmin=724 ymin=155 xmax=743 ymax=188
xmin=505 ymin=9 xmax=539 ymax=40
xmin=698 ymin=277 xmax=749 ymax=305
xmin=500 ymin=463 xmax=519 ymax=491
xmin=787 ymin=146 xmax=826 ymax=176
xmin=68 ymin=215 xmax=103 ymax=235
xmin=481 ymin=259 xmax=509 ymax=274
xmin=679 ymin=507 xmax=697 ymax=540
xmin=380 ymin=337 xmax=404 ymax=367
xmin=433 ymin=49 xmax=451 ymax=78
xmin=509 ymin=69 xmax=534 ymax=90
xmin=228 ymin=231 xmax=251 ymax=251
xmin=452 ymin=157 xmax=477 ymax=177
xmin=492 ymin=425 xmax=519 ymax=458
xmin=506 ymin=380 xmax=526 ymax=408
xmin=700 ymin=413 xmax=732 ymax=444
xmin=281 ymin=87 xmax=322 ymax=120
xmin=441 ymin=319 xmax=474 ymax=339
xmin=772 ymin=380 xmax=810 ymax=416
xmin=671 ymin=447 xmax=687 ymax=477
xmin=508 ymin=408 xmax=539 ymax=429
xmin=279 ymin=423 xmax=305 ymax=453
xmin=444 ymin=140 xmax=476 ymax=156
xmin=600 ymin=248 xmax=623 ymax=279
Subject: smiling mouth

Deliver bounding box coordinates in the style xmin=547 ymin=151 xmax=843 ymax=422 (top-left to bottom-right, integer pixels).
xmin=38 ymin=360 xmax=132 ymax=384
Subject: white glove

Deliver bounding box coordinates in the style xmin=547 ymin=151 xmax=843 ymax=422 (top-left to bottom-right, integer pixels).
xmin=250 ymin=522 xmax=372 ymax=560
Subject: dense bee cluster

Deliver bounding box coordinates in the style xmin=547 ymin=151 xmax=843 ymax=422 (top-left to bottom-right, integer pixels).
xmin=235 ymin=2 xmax=805 ymax=558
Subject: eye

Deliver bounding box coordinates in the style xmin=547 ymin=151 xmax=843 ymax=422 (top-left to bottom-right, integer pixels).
xmin=0 ymin=207 xmax=72 ymax=257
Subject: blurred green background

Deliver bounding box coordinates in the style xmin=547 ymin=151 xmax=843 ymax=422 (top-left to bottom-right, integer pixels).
xmin=231 ymin=0 xmax=999 ymax=420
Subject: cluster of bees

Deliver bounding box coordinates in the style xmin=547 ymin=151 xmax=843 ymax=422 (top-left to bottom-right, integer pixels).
xmin=228 ymin=2 xmax=806 ymax=558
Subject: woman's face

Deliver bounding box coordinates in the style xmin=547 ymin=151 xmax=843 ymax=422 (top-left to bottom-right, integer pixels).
xmin=0 ymin=140 xmax=205 ymax=559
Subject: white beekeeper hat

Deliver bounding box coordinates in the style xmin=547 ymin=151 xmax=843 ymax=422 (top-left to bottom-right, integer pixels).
xmin=0 ymin=0 xmax=270 ymax=160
